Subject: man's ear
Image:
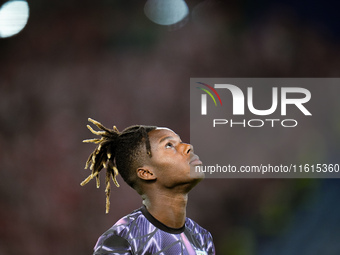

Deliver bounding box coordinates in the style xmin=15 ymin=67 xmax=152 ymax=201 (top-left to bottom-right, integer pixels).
xmin=136 ymin=166 xmax=157 ymax=181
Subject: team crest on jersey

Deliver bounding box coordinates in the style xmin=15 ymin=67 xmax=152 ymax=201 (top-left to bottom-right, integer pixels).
xmin=196 ymin=250 xmax=207 ymax=255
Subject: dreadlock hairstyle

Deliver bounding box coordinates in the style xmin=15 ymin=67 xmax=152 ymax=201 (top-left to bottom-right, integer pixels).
xmin=81 ymin=118 xmax=157 ymax=213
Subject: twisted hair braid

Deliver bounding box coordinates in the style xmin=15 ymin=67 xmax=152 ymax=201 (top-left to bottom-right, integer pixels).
xmin=81 ymin=118 xmax=156 ymax=213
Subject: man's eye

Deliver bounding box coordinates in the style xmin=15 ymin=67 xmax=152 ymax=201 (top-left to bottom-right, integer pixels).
xmin=165 ymin=142 xmax=173 ymax=148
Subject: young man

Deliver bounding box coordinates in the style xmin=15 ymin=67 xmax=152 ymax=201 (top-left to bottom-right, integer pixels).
xmin=81 ymin=118 xmax=215 ymax=255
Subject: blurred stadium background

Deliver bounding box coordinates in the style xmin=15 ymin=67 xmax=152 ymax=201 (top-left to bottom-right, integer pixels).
xmin=0 ymin=0 xmax=339 ymax=254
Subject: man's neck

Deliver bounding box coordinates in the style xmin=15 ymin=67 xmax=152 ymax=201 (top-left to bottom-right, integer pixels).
xmin=142 ymin=190 xmax=188 ymax=229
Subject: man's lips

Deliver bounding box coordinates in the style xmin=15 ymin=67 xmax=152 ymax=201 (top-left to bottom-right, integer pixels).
xmin=189 ymin=155 xmax=202 ymax=165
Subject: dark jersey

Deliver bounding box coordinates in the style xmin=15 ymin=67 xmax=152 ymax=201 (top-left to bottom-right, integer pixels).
xmin=93 ymin=206 xmax=215 ymax=255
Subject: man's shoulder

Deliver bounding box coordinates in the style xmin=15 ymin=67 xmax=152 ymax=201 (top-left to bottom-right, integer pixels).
xmin=184 ymin=217 xmax=215 ymax=254
xmin=185 ymin=217 xmax=212 ymax=237
xmin=109 ymin=208 xmax=145 ymax=234
xmin=93 ymin=208 xmax=146 ymax=254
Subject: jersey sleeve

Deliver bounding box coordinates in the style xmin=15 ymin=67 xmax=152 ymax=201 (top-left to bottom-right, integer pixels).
xmin=93 ymin=231 xmax=134 ymax=255
xmin=207 ymin=231 xmax=216 ymax=255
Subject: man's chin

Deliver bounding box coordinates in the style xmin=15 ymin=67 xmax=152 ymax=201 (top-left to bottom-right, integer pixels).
xmin=190 ymin=164 xmax=205 ymax=181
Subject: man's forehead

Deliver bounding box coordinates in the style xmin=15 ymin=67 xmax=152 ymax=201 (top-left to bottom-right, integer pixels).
xmin=148 ymin=127 xmax=180 ymax=141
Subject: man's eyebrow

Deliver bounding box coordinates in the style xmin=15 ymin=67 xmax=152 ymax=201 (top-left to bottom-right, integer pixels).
xmin=159 ymin=136 xmax=174 ymax=144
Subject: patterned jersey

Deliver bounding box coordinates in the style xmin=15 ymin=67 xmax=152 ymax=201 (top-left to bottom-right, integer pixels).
xmin=93 ymin=206 xmax=215 ymax=255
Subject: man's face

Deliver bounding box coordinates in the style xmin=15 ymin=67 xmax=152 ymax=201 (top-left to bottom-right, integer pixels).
xmin=145 ymin=128 xmax=204 ymax=189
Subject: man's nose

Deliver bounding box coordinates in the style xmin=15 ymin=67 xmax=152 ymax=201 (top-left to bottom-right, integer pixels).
xmin=183 ymin=143 xmax=193 ymax=155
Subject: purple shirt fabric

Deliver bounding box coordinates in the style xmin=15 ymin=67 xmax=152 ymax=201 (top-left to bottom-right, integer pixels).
xmin=93 ymin=206 xmax=215 ymax=255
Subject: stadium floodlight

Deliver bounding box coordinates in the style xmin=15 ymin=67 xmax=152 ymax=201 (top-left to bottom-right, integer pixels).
xmin=144 ymin=0 xmax=189 ymax=26
xmin=0 ymin=0 xmax=29 ymax=38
